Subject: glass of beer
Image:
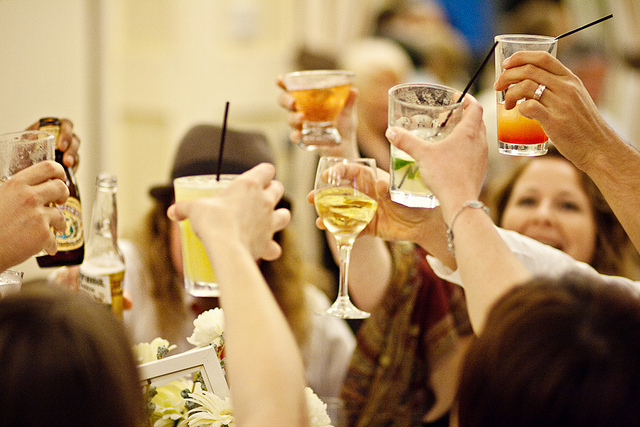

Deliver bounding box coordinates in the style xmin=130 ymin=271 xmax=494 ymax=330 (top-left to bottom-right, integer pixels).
xmin=495 ymin=34 xmax=557 ymax=156
xmin=388 ymin=83 xmax=464 ymax=208
xmin=283 ymin=70 xmax=354 ymax=151
xmin=173 ymin=174 xmax=236 ymax=297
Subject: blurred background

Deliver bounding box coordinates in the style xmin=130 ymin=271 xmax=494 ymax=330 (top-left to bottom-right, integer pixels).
xmin=1 ymin=0 xmax=639 ymax=281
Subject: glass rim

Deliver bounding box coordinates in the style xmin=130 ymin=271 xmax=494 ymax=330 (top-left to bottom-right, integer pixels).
xmin=0 ymin=130 xmax=55 ymax=142
xmin=388 ymin=82 xmax=463 ymax=110
xmin=495 ymin=34 xmax=557 ymax=44
xmin=284 ymin=69 xmax=355 ymax=79
xmin=173 ymin=174 xmax=238 ymax=185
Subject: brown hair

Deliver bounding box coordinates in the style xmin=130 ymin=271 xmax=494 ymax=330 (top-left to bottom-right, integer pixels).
xmin=457 ymin=273 xmax=640 ymax=426
xmin=0 ymin=284 xmax=146 ymax=426
xmin=484 ymin=145 xmax=640 ymax=279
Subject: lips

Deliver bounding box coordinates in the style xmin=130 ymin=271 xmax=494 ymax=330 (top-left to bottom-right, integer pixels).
xmin=527 ymin=233 xmax=563 ymax=251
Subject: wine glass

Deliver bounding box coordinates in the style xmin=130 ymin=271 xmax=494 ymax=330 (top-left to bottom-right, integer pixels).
xmin=314 ymin=156 xmax=378 ymax=319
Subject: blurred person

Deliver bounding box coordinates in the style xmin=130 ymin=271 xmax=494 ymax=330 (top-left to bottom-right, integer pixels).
xmin=167 ymin=163 xmax=309 ymax=426
xmin=374 ymin=1 xmax=472 ymax=87
xmin=279 ymin=69 xmax=474 ymax=425
xmin=52 ymin=123 xmax=355 ymax=399
xmin=455 ymin=273 xmax=640 ymax=426
xmin=338 ymin=37 xmax=415 ymax=171
xmin=484 ymin=145 xmax=640 ymax=279
xmin=0 ymin=283 xmax=147 ymax=427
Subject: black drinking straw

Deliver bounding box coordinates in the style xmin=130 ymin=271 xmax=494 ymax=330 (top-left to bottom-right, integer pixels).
xmin=555 ymin=14 xmax=613 ymax=40
xmin=216 ymin=101 xmax=230 ymax=181
xmin=439 ymin=40 xmax=498 ymax=129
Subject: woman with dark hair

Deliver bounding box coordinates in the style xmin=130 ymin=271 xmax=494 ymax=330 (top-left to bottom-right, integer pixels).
xmin=0 ymin=284 xmax=147 ymax=427
xmin=456 ymin=272 xmax=640 ymax=426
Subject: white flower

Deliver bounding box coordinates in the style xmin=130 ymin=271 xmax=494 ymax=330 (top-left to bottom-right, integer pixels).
xmin=305 ymin=387 xmax=333 ymax=427
xmin=187 ymin=308 xmax=225 ymax=348
xmin=185 ymin=383 xmax=235 ymax=427
xmin=134 ymin=337 xmax=177 ymax=364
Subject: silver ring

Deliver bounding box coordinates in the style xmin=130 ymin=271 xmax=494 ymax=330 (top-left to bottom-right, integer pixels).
xmin=533 ymin=84 xmax=546 ymax=101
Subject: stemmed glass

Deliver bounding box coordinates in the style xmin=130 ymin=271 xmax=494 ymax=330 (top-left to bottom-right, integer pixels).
xmin=314 ymin=157 xmax=378 ymax=319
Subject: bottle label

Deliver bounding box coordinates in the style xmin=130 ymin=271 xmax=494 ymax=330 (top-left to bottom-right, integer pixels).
xmin=79 ymin=267 xmax=125 ymax=318
xmin=56 ymin=196 xmax=84 ymax=250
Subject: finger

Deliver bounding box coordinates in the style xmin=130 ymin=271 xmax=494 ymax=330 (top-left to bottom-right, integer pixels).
xmin=273 ymin=208 xmax=292 ymax=232
xmin=25 ymin=121 xmax=39 ymax=131
xmin=123 ymin=288 xmax=133 ymax=310
xmin=278 ymin=90 xmax=296 ymax=111
xmin=276 ymin=75 xmax=286 ymax=90
xmin=57 ymin=119 xmax=74 ymax=152
xmin=12 ymin=161 xmax=66 ymax=185
xmin=286 ymin=109 xmax=304 ymax=130
xmin=167 ymin=202 xmax=189 ymax=222
xmin=261 ymin=241 xmax=283 ymax=261
xmin=43 ymin=229 xmax=58 ymax=256
xmin=502 ymin=51 xmax=567 ymax=76
xmin=63 ymin=133 xmax=81 ymax=170
xmin=48 ymin=205 xmax=67 ymax=232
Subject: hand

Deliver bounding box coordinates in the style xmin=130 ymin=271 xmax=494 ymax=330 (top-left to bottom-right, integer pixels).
xmin=168 ymin=163 xmax=291 ymax=262
xmin=27 ymin=118 xmax=81 ymax=172
xmin=48 ymin=265 xmax=134 ymax=310
xmin=385 ymin=95 xmax=487 ymax=222
xmin=0 ymin=161 xmax=69 ymax=270
xmin=276 ymin=76 xmax=360 ymax=159
xmin=494 ymin=51 xmax=610 ymax=170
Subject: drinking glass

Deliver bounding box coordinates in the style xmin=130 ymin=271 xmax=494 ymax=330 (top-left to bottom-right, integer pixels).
xmin=388 ymin=83 xmax=463 ymax=208
xmin=495 ymin=34 xmax=557 ymax=156
xmin=314 ymin=157 xmax=378 ymax=319
xmin=0 ymin=269 xmax=23 ymax=299
xmin=283 ymin=70 xmax=354 ymax=151
xmin=0 ymin=130 xmax=55 ymax=181
xmin=173 ymin=174 xmax=236 ymax=297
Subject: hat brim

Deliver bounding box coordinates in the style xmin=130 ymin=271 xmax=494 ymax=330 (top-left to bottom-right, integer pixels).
xmin=149 ymin=185 xmax=174 ymax=202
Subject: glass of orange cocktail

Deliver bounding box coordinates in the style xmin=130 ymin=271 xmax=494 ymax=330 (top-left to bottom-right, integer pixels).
xmin=283 ymin=70 xmax=354 ymax=151
xmin=495 ymin=34 xmax=557 ymax=156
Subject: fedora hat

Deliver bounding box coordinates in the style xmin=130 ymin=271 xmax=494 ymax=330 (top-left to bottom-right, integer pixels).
xmin=149 ymin=124 xmax=275 ymax=201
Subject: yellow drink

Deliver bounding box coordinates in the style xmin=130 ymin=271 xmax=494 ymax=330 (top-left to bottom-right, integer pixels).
xmin=173 ymin=175 xmax=234 ymax=297
xmin=315 ymin=187 xmax=378 ymax=238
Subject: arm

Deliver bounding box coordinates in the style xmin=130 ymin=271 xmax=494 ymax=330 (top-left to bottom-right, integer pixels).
xmin=496 ymin=51 xmax=640 ymax=253
xmin=168 ymin=163 xmax=308 ymax=427
xmin=0 ymin=161 xmax=69 ymax=271
xmin=385 ymin=96 xmax=531 ymax=331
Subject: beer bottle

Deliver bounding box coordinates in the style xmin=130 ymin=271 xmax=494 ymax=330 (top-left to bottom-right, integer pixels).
xmin=36 ymin=117 xmax=85 ymax=267
xmin=79 ymin=173 xmax=125 ymax=319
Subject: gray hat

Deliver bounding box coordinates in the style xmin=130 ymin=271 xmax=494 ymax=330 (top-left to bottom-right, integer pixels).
xmin=149 ymin=124 xmax=275 ymax=200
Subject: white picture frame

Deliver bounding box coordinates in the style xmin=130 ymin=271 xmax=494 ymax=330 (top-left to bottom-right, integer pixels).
xmin=138 ymin=345 xmax=230 ymax=399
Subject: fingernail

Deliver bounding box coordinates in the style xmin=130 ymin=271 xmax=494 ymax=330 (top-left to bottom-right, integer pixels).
xmin=386 ymin=128 xmax=396 ymax=141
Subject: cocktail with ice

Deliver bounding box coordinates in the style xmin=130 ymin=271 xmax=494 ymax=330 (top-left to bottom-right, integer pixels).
xmin=388 ymin=83 xmax=463 ymax=208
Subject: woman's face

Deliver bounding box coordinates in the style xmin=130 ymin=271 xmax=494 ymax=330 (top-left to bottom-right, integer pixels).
xmin=500 ymin=158 xmax=597 ymax=264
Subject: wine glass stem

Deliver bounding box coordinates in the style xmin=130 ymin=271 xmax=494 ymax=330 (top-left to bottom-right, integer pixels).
xmin=336 ymin=242 xmax=353 ymax=301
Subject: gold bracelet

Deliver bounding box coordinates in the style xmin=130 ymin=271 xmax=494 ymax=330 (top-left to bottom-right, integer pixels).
xmin=446 ymin=200 xmax=490 ymax=257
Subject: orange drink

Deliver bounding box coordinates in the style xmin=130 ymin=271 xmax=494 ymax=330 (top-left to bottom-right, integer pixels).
xmin=495 ymin=34 xmax=557 ymax=156
xmin=283 ymin=70 xmax=354 ymax=150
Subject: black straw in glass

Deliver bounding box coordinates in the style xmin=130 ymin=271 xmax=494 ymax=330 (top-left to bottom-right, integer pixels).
xmin=216 ymin=101 xmax=230 ymax=181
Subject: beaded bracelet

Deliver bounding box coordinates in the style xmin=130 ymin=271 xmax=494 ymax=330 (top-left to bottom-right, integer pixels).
xmin=446 ymin=200 xmax=490 ymax=257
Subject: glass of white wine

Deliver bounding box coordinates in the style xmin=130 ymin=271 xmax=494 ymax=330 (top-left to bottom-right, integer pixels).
xmin=314 ymin=156 xmax=378 ymax=319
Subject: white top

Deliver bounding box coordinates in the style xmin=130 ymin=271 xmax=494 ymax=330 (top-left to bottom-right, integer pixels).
xmin=427 ymin=227 xmax=640 ymax=292
xmin=120 ymin=240 xmax=355 ymax=398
